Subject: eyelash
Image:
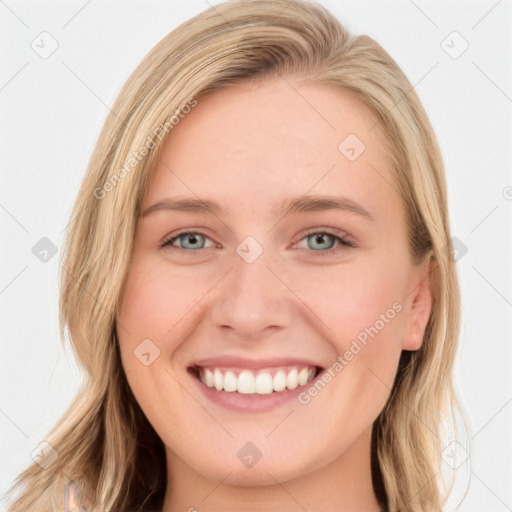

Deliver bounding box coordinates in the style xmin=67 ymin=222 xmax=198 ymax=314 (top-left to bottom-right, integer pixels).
xmin=160 ymin=229 xmax=355 ymax=255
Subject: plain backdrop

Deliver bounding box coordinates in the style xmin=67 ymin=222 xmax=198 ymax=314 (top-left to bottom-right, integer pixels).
xmin=1 ymin=1 xmax=511 ymax=510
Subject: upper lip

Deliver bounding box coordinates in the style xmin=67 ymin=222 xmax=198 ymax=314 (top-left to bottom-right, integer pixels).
xmin=189 ymin=356 xmax=323 ymax=371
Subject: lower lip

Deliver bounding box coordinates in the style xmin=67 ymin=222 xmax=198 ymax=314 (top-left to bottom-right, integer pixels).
xmin=188 ymin=367 xmax=323 ymax=413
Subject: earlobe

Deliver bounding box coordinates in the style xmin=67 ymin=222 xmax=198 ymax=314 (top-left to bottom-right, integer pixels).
xmin=402 ymin=258 xmax=434 ymax=351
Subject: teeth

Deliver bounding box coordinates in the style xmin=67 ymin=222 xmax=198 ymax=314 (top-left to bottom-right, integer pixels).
xmin=286 ymin=368 xmax=299 ymax=390
xmin=197 ymin=366 xmax=317 ymax=395
xmin=255 ymin=373 xmax=273 ymax=394
xmin=224 ymin=371 xmax=237 ymax=392
xmin=238 ymin=370 xmax=256 ymax=394
xmin=298 ymin=367 xmax=310 ymax=386
xmin=214 ymin=369 xmax=223 ymax=391
xmin=273 ymin=370 xmax=286 ymax=392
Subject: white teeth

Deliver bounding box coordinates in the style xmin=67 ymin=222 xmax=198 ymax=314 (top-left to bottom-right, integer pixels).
xmin=286 ymin=368 xmax=299 ymax=390
xmin=197 ymin=366 xmax=317 ymax=395
xmin=223 ymin=371 xmax=237 ymax=392
xmin=273 ymin=370 xmax=286 ymax=392
xmin=213 ymin=369 xmax=223 ymax=391
xmin=238 ymin=370 xmax=256 ymax=394
xmin=255 ymin=373 xmax=273 ymax=394
xmin=298 ymin=367 xmax=310 ymax=386
xmin=204 ymin=368 xmax=214 ymax=387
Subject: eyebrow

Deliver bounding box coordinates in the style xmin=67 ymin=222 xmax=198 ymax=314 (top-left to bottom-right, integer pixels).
xmin=140 ymin=194 xmax=375 ymax=220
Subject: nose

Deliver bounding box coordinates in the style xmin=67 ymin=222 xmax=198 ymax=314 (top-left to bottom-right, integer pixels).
xmin=209 ymin=244 xmax=294 ymax=341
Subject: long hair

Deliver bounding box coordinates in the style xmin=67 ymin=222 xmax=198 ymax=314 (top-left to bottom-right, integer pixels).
xmin=5 ymin=1 xmax=461 ymax=510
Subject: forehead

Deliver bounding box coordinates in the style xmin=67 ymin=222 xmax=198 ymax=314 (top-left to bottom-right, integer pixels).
xmin=143 ymin=77 xmax=396 ymax=218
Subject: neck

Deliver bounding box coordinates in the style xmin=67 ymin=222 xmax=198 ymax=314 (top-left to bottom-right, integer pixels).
xmin=162 ymin=427 xmax=382 ymax=512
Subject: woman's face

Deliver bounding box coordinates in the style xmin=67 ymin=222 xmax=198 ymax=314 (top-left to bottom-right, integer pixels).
xmin=117 ymin=77 xmax=432 ymax=487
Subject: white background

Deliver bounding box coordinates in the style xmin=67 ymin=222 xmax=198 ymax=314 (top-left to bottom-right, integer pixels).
xmin=1 ymin=1 xmax=511 ymax=510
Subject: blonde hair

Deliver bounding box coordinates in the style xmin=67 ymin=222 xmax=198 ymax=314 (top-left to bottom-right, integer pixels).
xmin=5 ymin=1 xmax=462 ymax=510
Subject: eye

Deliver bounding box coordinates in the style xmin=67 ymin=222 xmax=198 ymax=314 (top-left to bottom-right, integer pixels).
xmin=160 ymin=229 xmax=355 ymax=254
xmin=294 ymin=230 xmax=355 ymax=252
xmin=160 ymin=231 xmax=216 ymax=251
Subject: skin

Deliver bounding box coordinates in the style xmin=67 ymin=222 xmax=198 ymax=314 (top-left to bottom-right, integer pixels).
xmin=116 ymin=77 xmax=433 ymax=512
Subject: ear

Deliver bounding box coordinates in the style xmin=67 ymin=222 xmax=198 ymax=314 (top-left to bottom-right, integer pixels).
xmin=402 ymin=257 xmax=434 ymax=351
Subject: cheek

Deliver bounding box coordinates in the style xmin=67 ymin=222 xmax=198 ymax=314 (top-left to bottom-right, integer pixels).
xmin=297 ymin=256 xmax=408 ymax=340
xmin=292 ymin=253 xmax=409 ymax=390
xmin=116 ymin=258 xmax=205 ymax=435
xmin=118 ymin=257 xmax=207 ymax=345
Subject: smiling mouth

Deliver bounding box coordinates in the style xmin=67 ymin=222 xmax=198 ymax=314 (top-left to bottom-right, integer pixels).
xmin=188 ymin=365 xmax=322 ymax=395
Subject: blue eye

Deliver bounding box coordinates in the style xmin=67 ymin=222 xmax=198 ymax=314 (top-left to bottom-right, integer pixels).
xmin=297 ymin=231 xmax=355 ymax=251
xmin=160 ymin=230 xmax=354 ymax=253
xmin=161 ymin=232 xmax=215 ymax=251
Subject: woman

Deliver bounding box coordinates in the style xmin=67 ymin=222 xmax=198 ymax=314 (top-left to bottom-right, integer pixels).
xmin=5 ymin=0 xmax=462 ymax=510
